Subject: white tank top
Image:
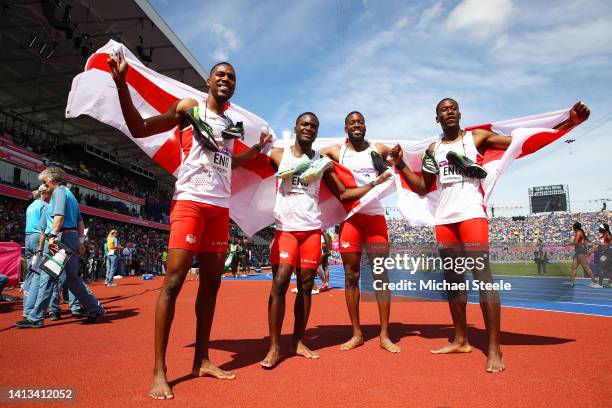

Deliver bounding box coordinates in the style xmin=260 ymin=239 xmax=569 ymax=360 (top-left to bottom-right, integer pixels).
xmin=339 ymin=143 xmax=385 ymax=216
xmin=432 ymin=131 xmax=486 ymax=225
xmin=273 ymin=147 xmax=324 ymax=231
xmin=172 ymin=101 xmax=234 ymax=208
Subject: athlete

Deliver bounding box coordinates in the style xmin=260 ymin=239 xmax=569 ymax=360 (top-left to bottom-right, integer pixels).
xmin=596 ymin=223 xmax=612 ymax=287
xmin=389 ymin=99 xmax=590 ymax=373
xmin=108 ymin=56 xmax=272 ymax=399
xmin=567 ymin=222 xmax=601 ymax=288
xmin=322 ymin=111 xmax=399 ymax=353
xmin=317 ymin=230 xmax=332 ymax=292
xmin=261 ymin=112 xmax=390 ymax=368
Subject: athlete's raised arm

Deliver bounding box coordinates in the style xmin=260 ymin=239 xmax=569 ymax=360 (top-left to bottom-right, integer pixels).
xmin=473 ymin=101 xmax=590 ymax=153
xmin=388 ymin=143 xmax=436 ymax=196
xmin=108 ymin=54 xmax=193 ymax=138
xmin=231 ymin=131 xmax=273 ymax=169
xmin=322 ymin=167 xmax=390 ymax=202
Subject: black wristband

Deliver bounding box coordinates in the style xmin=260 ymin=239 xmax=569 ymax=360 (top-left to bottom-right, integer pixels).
xmin=253 ymin=143 xmax=262 ymax=152
xmin=395 ymin=161 xmax=406 ymax=170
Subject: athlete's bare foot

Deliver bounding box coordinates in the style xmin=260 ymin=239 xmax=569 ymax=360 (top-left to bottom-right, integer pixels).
xmin=485 ymin=351 xmax=505 ymax=373
xmin=260 ymin=347 xmax=282 ymax=369
xmin=290 ymin=341 xmax=320 ymax=359
xmin=149 ymin=372 xmax=173 ymax=400
xmin=340 ymin=335 xmax=364 ymax=351
xmin=191 ymin=360 xmax=235 ymax=379
xmin=430 ymin=341 xmax=472 ymax=354
xmin=380 ymin=336 xmax=401 ymax=353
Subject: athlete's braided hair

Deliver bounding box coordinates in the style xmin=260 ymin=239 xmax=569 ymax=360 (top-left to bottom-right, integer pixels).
xmin=573 ymin=221 xmax=589 ymax=242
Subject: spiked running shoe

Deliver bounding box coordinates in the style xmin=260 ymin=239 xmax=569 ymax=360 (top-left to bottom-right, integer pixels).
xmin=299 ymin=156 xmax=333 ymax=184
xmin=370 ymin=151 xmax=389 ymax=176
xmin=276 ymin=157 xmax=312 ymax=179
xmin=421 ymin=149 xmax=439 ymax=175
xmin=446 ymin=151 xmax=488 ymax=179
xmin=221 ymin=121 xmax=245 ymax=140
xmin=184 ymin=107 xmax=220 ymax=152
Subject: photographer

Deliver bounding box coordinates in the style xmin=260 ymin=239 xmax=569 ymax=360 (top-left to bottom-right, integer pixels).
xmin=16 ymin=167 xmax=105 ymax=328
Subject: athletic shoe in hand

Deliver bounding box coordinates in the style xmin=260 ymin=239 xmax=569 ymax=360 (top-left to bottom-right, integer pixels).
xmin=421 ymin=149 xmax=439 ymax=175
xmin=299 ymin=157 xmax=333 ymax=184
xmin=370 ymin=151 xmax=389 ymax=176
xmin=276 ymin=157 xmax=312 ymax=179
xmin=221 ymin=121 xmax=245 ymax=140
xmin=446 ymin=151 xmax=487 ymax=179
xmin=184 ymin=107 xmax=220 ymax=152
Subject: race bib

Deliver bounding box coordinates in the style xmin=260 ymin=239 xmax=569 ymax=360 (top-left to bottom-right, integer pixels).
xmin=356 ymin=168 xmax=377 ymax=184
xmin=212 ymin=150 xmax=232 ymax=178
xmin=439 ymin=164 xmax=464 ymax=184
xmin=289 ymin=175 xmax=310 ymax=193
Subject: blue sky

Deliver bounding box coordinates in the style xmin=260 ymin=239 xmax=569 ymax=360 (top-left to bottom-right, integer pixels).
xmin=150 ymin=0 xmax=612 ymax=215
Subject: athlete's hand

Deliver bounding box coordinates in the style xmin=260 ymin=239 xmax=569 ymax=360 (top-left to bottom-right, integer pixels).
xmin=388 ymin=144 xmax=404 ymax=167
xmin=569 ymin=101 xmax=590 ymax=126
xmin=373 ymin=171 xmax=392 ymax=186
xmin=259 ymin=130 xmax=273 ymax=148
xmin=108 ymin=52 xmax=128 ymax=85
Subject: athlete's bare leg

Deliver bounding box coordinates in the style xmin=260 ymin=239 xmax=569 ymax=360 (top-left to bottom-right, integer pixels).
xmin=290 ymin=267 xmax=319 ymax=359
xmin=150 ymin=248 xmax=193 ymax=400
xmin=431 ymin=248 xmax=472 ymax=355
xmin=569 ymin=256 xmax=579 ymax=285
xmin=472 ymin=252 xmax=504 ymax=373
xmin=340 ymin=252 xmax=365 ymax=350
xmin=191 ymin=252 xmax=235 ymax=380
xmin=261 ymin=263 xmax=293 ymax=368
xmin=366 ymin=252 xmax=400 ymax=353
xmin=598 ymin=261 xmax=606 ymax=286
xmin=578 ymin=255 xmax=597 ymax=282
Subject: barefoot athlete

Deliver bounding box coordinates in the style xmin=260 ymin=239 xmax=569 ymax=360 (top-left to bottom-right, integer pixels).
xmin=260 ymin=112 xmax=391 ymax=368
xmin=108 ymin=55 xmax=272 ymax=399
xmin=389 ymin=99 xmax=590 ymax=373
xmin=322 ymin=112 xmax=400 ymax=353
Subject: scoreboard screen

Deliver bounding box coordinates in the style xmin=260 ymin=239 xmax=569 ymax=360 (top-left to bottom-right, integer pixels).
xmin=529 ymin=185 xmax=568 ymax=213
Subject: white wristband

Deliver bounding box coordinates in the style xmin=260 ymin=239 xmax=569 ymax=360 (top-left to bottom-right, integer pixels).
xmin=79 ymin=237 xmax=85 ymax=244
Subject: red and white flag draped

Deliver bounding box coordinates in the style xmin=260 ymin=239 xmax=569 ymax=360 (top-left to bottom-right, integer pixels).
xmin=66 ymin=40 xmax=394 ymax=236
xmin=393 ymin=109 xmax=573 ymax=226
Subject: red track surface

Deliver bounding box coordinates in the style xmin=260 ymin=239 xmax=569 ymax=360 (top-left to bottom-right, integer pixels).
xmin=0 ymin=277 xmax=610 ymax=407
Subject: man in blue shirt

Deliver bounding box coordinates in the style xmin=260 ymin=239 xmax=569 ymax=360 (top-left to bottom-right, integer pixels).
xmin=16 ymin=167 xmax=105 ymax=328
xmin=21 ymin=185 xmax=51 ymax=317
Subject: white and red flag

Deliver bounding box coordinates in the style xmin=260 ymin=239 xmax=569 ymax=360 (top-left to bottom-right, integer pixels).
xmin=393 ymin=109 xmax=573 ymax=225
xmin=66 ymin=40 xmax=393 ymax=236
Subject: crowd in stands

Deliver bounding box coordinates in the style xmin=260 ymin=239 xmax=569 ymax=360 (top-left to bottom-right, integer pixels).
xmin=388 ymin=211 xmax=612 ymax=247
xmin=387 ymin=210 xmax=612 ymax=262
xmin=4 ymin=132 xmax=173 ymax=222
xmin=0 ymin=196 xmax=25 ymax=243
xmin=4 ymin=188 xmax=612 ymax=271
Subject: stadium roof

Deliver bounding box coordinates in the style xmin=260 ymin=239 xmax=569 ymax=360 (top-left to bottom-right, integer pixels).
xmin=0 ymin=0 xmax=209 ymax=185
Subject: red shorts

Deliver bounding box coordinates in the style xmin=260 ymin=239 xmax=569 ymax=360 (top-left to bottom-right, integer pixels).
xmin=339 ymin=213 xmax=389 ymax=253
xmin=271 ymin=230 xmax=321 ymax=269
xmin=435 ymin=218 xmax=489 ymax=251
xmin=168 ymin=200 xmax=229 ymax=253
